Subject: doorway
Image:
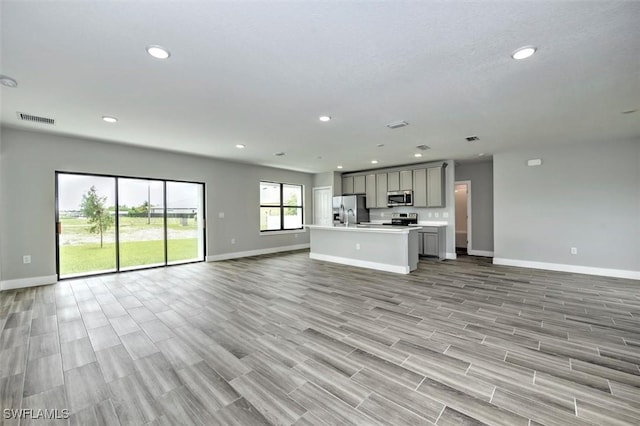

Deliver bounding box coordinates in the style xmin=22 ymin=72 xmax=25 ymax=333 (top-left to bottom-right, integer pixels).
xmin=56 ymin=172 xmax=205 ymax=279
xmin=312 ymin=186 xmax=333 ymax=225
xmin=454 ymin=181 xmax=471 ymax=254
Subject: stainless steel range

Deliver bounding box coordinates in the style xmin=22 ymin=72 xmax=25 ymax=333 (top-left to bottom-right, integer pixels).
xmin=382 ymin=212 xmax=418 ymax=226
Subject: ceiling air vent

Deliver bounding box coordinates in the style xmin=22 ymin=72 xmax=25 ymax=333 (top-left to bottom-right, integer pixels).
xmin=465 ymin=135 xmax=479 ymax=142
xmin=416 ymin=144 xmax=430 ymax=150
xmin=17 ymin=112 xmax=55 ymax=125
xmin=386 ymin=120 xmax=409 ymax=129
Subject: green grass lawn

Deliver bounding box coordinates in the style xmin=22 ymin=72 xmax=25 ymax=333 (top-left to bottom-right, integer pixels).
xmin=61 ymin=216 xmax=197 ymax=233
xmin=59 ymin=238 xmax=199 ymax=276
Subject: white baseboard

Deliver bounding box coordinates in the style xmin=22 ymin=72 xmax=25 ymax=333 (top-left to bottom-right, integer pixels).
xmin=493 ymin=258 xmax=640 ymax=280
xmin=446 ymin=252 xmax=457 ymax=260
xmin=469 ymin=250 xmax=494 ymax=257
xmin=309 ymin=253 xmax=410 ymax=274
xmin=1 ymin=275 xmax=58 ymax=291
xmin=206 ymin=244 xmax=310 ymax=262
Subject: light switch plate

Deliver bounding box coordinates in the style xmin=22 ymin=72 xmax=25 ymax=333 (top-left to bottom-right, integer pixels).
xmin=443 ymin=212 xmax=449 ymax=218
xmin=23 ymin=255 xmax=31 ymax=264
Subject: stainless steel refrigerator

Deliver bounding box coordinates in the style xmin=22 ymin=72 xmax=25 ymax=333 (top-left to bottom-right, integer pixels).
xmin=332 ymin=195 xmax=369 ymax=225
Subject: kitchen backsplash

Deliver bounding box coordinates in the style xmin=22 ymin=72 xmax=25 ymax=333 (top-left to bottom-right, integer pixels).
xmin=368 ymin=206 xmax=454 ymax=224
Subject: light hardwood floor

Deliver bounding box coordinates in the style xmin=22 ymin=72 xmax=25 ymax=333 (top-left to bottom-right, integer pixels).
xmin=1 ymin=251 xmax=639 ymax=425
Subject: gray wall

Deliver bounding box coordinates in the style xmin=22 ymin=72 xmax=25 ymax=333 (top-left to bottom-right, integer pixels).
xmin=0 ymin=127 xmax=313 ymax=281
xmin=312 ymin=171 xmax=342 ymax=196
xmin=455 ymin=161 xmax=494 ymax=253
xmin=493 ymin=139 xmax=640 ymax=272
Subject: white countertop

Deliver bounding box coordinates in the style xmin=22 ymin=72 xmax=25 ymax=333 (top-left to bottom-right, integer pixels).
xmin=305 ymin=224 xmax=422 ymax=234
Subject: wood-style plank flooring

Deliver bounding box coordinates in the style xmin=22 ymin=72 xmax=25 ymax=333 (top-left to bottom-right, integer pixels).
xmin=1 ymin=251 xmax=639 ymax=425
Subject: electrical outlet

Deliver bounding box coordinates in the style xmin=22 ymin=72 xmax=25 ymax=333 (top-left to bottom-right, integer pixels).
xmin=231 ymin=238 xmax=236 ymax=244
xmin=23 ymin=255 xmax=31 ymax=264
xmin=570 ymin=247 xmax=577 ymax=255
xmin=218 ymin=212 xmax=225 ymax=218
xmin=443 ymin=212 xmax=449 ymax=218
xmin=380 ymin=212 xmax=385 ymax=217
xmin=434 ymin=212 xmax=440 ymax=218
xmin=356 ymin=243 xmax=361 ymax=250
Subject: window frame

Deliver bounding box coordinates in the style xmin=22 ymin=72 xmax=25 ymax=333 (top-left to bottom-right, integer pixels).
xmin=259 ymin=181 xmax=304 ymax=232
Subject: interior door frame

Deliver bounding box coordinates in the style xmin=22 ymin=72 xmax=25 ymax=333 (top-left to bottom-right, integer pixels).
xmin=55 ymin=170 xmax=206 ymax=280
xmin=454 ymin=180 xmax=472 ymax=252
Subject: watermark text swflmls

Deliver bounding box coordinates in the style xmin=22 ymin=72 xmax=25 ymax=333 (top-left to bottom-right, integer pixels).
xmin=3 ymin=409 xmax=70 ymax=420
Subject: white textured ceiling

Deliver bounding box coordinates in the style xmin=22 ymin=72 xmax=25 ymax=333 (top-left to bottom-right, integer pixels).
xmin=1 ymin=1 xmax=639 ymax=173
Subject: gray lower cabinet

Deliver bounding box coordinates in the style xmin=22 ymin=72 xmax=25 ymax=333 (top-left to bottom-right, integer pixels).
xmin=413 ymin=169 xmax=427 ymax=207
xmin=365 ymin=174 xmax=376 ymax=208
xmin=418 ymin=226 xmax=446 ymax=260
xmin=375 ymin=173 xmax=388 ymax=208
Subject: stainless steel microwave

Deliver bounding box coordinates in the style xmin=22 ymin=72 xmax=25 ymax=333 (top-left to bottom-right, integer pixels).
xmin=387 ymin=191 xmax=413 ymax=207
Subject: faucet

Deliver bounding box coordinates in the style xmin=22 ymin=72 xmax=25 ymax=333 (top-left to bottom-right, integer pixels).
xmin=346 ymin=209 xmax=354 ymax=226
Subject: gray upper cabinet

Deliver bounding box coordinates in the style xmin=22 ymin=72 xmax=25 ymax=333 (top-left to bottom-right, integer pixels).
xmin=342 ymin=176 xmax=354 ymax=194
xmin=365 ymin=174 xmax=376 ymax=208
xmin=427 ymin=166 xmax=445 ymax=207
xmin=387 ymin=172 xmax=400 ymax=191
xmin=353 ymin=175 xmax=366 ymax=194
xmin=400 ymin=170 xmax=413 ymax=190
xmin=413 ymin=168 xmax=427 ymax=207
xmin=375 ymin=173 xmax=388 ymax=208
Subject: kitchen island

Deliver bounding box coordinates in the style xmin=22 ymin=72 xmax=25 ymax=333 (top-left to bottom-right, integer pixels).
xmin=305 ymin=224 xmax=421 ymax=274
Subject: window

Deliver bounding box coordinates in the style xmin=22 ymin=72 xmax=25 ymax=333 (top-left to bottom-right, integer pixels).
xmin=260 ymin=181 xmax=303 ymax=231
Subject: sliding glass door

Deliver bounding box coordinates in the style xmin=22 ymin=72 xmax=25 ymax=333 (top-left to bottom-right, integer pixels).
xmin=56 ymin=172 xmax=205 ymax=279
xmin=118 ymin=178 xmax=166 ymax=270
xmin=167 ymin=181 xmax=204 ymax=264
xmin=57 ymin=174 xmax=117 ymax=277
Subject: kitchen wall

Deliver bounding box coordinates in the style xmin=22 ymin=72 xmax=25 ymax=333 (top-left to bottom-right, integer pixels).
xmin=493 ymin=138 xmax=640 ymax=278
xmin=455 ymin=160 xmax=494 ymax=255
xmin=313 ymin=171 xmax=341 ymax=196
xmin=368 ymin=160 xmax=457 ymax=258
xmin=0 ymin=127 xmax=314 ymax=286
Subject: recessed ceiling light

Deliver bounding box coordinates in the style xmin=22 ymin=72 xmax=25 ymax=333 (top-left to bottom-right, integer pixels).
xmin=236 ymin=144 xmax=246 ymax=149
xmin=337 ymin=165 xmax=343 ymax=169
xmin=465 ymin=136 xmax=480 ymax=142
xmin=146 ymin=45 xmax=171 ymax=59
xmin=102 ymin=116 xmax=118 ymax=123
xmin=377 ymin=144 xmax=385 ymax=148
xmin=371 ymin=160 xmax=378 ymax=164
xmin=511 ymin=46 xmax=537 ymax=60
xmin=478 ymin=153 xmax=485 ymax=157
xmin=416 ymin=144 xmax=430 ymax=151
xmin=622 ymin=109 xmax=637 ymax=114
xmin=274 ymin=152 xmax=285 ymax=156
xmin=414 ymin=153 xmax=423 ymax=158
xmin=0 ymin=75 xmax=18 ymax=88
xmin=319 ymin=115 xmax=331 ymax=122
